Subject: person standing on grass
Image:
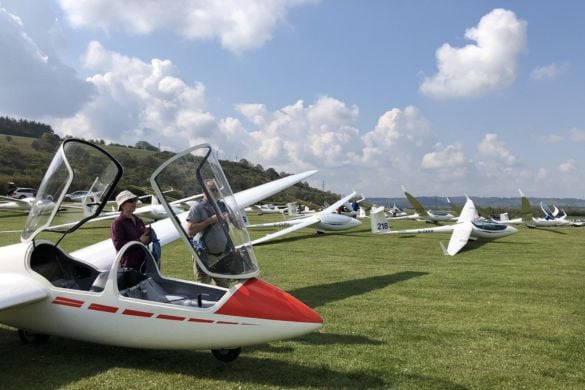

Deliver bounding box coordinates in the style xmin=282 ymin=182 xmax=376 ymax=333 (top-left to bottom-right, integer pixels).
xmin=111 ymin=190 xmax=151 ymax=271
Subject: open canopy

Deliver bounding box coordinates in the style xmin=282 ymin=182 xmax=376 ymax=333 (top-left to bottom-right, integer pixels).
xmin=151 ymin=144 xmax=259 ymax=280
xmin=22 ymin=139 xmax=123 ymax=242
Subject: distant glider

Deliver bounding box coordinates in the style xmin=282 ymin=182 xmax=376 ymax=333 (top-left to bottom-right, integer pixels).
xmin=388 ymin=186 xmax=455 ymax=223
xmin=518 ymin=190 xmax=573 ymax=227
xmin=248 ymin=192 xmax=362 ymax=245
xmin=371 ymin=196 xmax=518 ymax=256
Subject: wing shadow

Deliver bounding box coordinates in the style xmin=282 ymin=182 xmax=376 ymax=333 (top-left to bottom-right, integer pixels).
xmin=0 ymin=328 xmax=385 ymax=388
xmin=288 ymin=271 xmax=428 ymax=308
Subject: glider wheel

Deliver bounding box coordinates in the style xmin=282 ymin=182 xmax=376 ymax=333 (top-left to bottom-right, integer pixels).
xmin=18 ymin=329 xmax=50 ymax=344
xmin=211 ymin=347 xmax=241 ymax=362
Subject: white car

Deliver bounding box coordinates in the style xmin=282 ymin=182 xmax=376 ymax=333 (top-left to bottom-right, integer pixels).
xmin=7 ymin=187 xmax=36 ymax=199
xmin=64 ymin=190 xmax=98 ymax=202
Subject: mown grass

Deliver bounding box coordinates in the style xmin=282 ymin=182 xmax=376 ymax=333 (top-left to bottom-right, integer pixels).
xmin=0 ymin=211 xmax=584 ymax=389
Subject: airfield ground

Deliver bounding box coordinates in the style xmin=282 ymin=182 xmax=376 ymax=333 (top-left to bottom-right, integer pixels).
xmin=0 ymin=211 xmax=583 ymax=389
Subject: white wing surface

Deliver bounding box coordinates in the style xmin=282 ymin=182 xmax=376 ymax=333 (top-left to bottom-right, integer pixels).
xmin=251 ymin=216 xmax=320 ymax=245
xmin=247 ymin=220 xmax=300 ymax=229
xmin=386 ymin=224 xmax=455 ymax=235
xmin=456 ymin=197 xmax=477 ymax=223
xmin=235 ymin=170 xmax=317 ymax=209
xmin=0 ymin=273 xmax=48 ymax=310
xmin=446 ymin=223 xmax=472 ymax=256
xmin=71 ymin=170 xmax=318 ymax=269
xmin=0 ymin=195 xmax=29 ymax=205
xmin=321 ymin=191 xmax=357 ymax=215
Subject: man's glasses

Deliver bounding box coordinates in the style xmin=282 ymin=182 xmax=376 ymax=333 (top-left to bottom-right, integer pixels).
xmin=126 ymin=198 xmax=137 ymax=203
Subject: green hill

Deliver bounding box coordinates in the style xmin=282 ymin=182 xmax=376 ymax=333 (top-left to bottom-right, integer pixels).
xmin=0 ymin=132 xmax=338 ymax=206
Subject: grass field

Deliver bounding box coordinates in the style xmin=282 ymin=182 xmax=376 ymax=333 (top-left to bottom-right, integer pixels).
xmin=0 ymin=211 xmax=584 ymax=389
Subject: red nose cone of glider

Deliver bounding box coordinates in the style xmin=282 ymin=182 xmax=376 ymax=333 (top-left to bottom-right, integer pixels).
xmin=216 ymin=278 xmax=323 ymax=324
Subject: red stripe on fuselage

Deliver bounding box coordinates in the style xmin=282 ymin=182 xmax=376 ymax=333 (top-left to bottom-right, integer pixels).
xmin=88 ymin=303 xmax=118 ymax=313
xmin=157 ymin=314 xmax=185 ymax=321
xmin=216 ymin=320 xmax=238 ymax=325
xmin=53 ymin=296 xmax=83 ymax=308
xmin=188 ymin=318 xmax=214 ymax=323
xmin=122 ymin=309 xmax=153 ymax=318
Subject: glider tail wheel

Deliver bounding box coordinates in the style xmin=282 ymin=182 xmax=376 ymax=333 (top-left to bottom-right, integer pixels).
xmin=211 ymin=347 xmax=241 ymax=362
xmin=18 ymin=329 xmax=50 ymax=344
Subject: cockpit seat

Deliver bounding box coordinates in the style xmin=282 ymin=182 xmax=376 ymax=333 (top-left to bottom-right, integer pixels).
xmin=89 ymin=271 xmax=109 ymax=292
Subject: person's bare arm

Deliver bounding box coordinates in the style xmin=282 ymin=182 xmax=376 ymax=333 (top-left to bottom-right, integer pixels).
xmin=187 ymin=214 xmax=219 ymax=236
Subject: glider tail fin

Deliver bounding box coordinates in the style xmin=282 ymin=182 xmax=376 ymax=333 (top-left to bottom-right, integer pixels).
xmin=370 ymin=206 xmax=390 ymax=233
xmin=519 ymin=189 xmax=533 ymax=222
xmin=81 ymin=194 xmax=95 ymax=217
xmin=287 ymin=202 xmax=298 ymax=216
xmin=403 ymin=190 xmax=426 ymax=216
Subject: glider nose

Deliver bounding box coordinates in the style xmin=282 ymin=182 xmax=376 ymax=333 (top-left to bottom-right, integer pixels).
xmin=507 ymin=225 xmax=518 ymax=235
xmin=217 ymin=278 xmax=323 ymax=325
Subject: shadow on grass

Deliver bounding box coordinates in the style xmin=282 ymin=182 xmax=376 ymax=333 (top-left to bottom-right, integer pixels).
xmin=531 ymin=227 xmax=569 ymax=235
xmin=0 ymin=327 xmax=469 ymax=389
xmin=247 ymin=332 xmax=384 ymax=352
xmin=0 ymin=328 xmax=387 ymax=389
xmin=288 ymin=271 xmax=428 ymax=308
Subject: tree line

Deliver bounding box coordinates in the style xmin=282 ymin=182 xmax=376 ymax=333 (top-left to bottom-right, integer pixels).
xmin=0 ymin=116 xmax=339 ymax=207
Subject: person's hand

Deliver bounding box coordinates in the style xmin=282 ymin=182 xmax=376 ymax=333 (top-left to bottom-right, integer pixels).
xmin=140 ymin=226 xmax=152 ymax=244
xmin=209 ymin=215 xmax=219 ymax=224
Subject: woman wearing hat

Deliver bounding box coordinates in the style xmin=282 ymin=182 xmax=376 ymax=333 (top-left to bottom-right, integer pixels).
xmin=110 ymin=190 xmax=151 ymax=270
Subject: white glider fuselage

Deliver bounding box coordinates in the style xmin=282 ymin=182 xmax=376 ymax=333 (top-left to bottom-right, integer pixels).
xmin=0 ymin=140 xmax=322 ymax=356
xmin=248 ymin=192 xmax=362 ymax=245
xmin=315 ymin=213 xmax=362 ymax=232
xmin=0 ymin=241 xmax=320 ymax=350
xmin=527 ymin=217 xmax=573 ymax=227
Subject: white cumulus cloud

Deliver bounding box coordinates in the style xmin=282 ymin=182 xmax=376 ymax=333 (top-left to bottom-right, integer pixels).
xmin=421 ymin=143 xmax=465 ymax=169
xmin=57 ymin=0 xmax=318 ymax=53
xmin=420 ymin=8 xmax=527 ymax=99
xmin=531 ymin=63 xmax=568 ymax=80
xmin=0 ymin=3 xmax=93 ymax=117
xmin=52 ymin=41 xmax=216 ymax=148
xmin=477 ymin=133 xmax=517 ymax=165
xmin=559 ymin=159 xmax=576 ymax=173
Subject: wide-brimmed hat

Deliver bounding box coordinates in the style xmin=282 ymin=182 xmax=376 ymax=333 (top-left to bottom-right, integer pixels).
xmin=116 ymin=190 xmax=140 ymax=211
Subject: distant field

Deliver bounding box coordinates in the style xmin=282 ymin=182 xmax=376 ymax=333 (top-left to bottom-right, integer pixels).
xmin=0 ymin=212 xmax=584 ymax=389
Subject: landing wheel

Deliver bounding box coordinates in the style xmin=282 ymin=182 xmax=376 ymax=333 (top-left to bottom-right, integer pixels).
xmin=211 ymin=347 xmax=241 ymax=362
xmin=18 ymin=329 xmax=50 ymax=344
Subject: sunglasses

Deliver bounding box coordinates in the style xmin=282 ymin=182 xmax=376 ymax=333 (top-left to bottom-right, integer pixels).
xmin=126 ymin=198 xmax=137 ymax=204
xmin=209 ymin=188 xmax=219 ymax=193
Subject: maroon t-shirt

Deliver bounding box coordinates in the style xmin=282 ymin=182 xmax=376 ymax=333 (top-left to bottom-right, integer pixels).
xmin=111 ymin=214 xmax=147 ymax=269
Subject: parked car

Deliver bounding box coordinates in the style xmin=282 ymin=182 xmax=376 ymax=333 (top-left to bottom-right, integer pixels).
xmin=64 ymin=190 xmax=91 ymax=202
xmin=7 ymin=187 xmax=36 ymax=199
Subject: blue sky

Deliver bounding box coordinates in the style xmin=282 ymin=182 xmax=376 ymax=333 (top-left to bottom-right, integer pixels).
xmin=1 ymin=1 xmax=584 ymax=198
